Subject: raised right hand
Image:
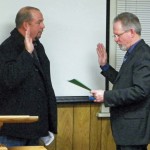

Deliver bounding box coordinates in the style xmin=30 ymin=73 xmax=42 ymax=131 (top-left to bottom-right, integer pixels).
xmin=24 ymin=25 xmax=34 ymax=54
xmin=96 ymin=43 xmax=107 ymax=66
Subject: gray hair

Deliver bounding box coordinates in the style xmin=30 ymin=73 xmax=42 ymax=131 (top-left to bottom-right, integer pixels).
xmin=15 ymin=6 xmax=40 ymax=28
xmin=113 ymin=12 xmax=141 ymax=35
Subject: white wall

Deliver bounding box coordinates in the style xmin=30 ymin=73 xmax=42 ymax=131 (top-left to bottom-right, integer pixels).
xmin=0 ymin=0 xmax=106 ymax=96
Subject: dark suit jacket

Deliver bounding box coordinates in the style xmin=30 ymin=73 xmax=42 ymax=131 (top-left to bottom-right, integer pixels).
xmin=102 ymin=39 xmax=150 ymax=145
xmin=0 ymin=28 xmax=57 ymax=139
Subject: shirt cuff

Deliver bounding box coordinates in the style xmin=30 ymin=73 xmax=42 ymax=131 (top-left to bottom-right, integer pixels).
xmin=100 ymin=64 xmax=110 ymax=72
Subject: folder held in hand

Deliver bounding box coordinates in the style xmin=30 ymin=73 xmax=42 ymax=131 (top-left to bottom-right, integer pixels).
xmin=68 ymin=79 xmax=95 ymax=101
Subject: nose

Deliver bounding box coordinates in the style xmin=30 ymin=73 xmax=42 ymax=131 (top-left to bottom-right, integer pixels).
xmin=41 ymin=22 xmax=45 ymax=29
xmin=114 ymin=36 xmax=119 ymax=42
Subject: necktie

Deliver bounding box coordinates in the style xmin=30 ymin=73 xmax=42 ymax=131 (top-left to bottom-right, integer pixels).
xmin=32 ymin=49 xmax=39 ymax=62
xmin=123 ymin=51 xmax=129 ymax=62
xmin=32 ymin=42 xmax=39 ymax=61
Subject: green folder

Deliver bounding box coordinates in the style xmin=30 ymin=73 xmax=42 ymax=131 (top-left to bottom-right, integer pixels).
xmin=68 ymin=79 xmax=91 ymax=91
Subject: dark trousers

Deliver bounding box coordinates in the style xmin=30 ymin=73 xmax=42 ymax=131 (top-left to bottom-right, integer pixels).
xmin=0 ymin=135 xmax=39 ymax=147
xmin=116 ymin=145 xmax=147 ymax=150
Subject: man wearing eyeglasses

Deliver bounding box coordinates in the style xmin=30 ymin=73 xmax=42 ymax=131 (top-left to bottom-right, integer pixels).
xmin=91 ymin=12 xmax=150 ymax=150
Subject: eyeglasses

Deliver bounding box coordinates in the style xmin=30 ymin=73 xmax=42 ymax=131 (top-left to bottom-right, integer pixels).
xmin=113 ymin=29 xmax=130 ymax=38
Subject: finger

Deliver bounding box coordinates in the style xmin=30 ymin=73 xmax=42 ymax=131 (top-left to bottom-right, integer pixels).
xmin=90 ymin=90 xmax=96 ymax=95
xmin=97 ymin=47 xmax=104 ymax=58
xmin=94 ymin=99 xmax=101 ymax=103
xmin=97 ymin=43 xmax=104 ymax=53
xmin=97 ymin=43 xmax=103 ymax=49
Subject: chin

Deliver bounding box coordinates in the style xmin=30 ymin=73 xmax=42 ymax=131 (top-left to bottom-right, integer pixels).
xmin=119 ymin=45 xmax=127 ymax=51
xmin=35 ymin=36 xmax=41 ymax=40
xmin=37 ymin=35 xmax=41 ymax=39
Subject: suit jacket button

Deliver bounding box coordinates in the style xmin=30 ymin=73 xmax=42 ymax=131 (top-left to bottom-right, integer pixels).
xmin=38 ymin=88 xmax=42 ymax=91
xmin=34 ymin=68 xmax=38 ymax=72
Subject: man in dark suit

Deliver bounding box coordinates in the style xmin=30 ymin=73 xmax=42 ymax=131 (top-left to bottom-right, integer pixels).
xmin=0 ymin=6 xmax=57 ymax=146
xmin=91 ymin=12 xmax=150 ymax=150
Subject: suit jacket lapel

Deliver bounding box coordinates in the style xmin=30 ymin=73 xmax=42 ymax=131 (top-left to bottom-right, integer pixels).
xmin=114 ymin=49 xmax=134 ymax=83
xmin=114 ymin=40 xmax=144 ymax=83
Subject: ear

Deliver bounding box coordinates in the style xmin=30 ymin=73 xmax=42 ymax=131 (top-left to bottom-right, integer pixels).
xmin=23 ymin=21 xmax=29 ymax=31
xmin=130 ymin=28 xmax=136 ymax=37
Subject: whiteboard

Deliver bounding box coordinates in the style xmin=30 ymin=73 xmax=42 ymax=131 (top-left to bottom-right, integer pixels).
xmin=0 ymin=0 xmax=106 ymax=96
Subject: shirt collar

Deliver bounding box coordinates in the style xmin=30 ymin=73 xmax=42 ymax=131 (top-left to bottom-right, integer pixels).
xmin=127 ymin=39 xmax=142 ymax=54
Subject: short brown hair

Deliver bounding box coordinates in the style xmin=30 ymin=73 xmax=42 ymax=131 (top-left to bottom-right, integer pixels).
xmin=15 ymin=6 xmax=40 ymax=28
